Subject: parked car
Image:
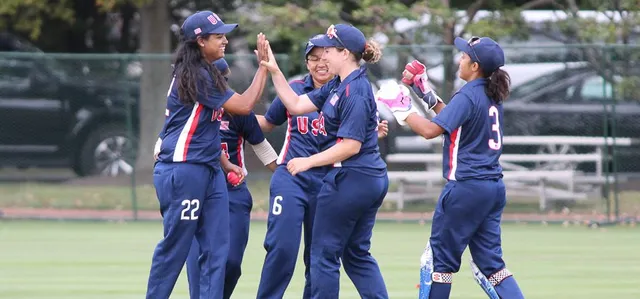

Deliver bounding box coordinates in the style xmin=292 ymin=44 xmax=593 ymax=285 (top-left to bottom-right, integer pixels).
xmin=0 ymin=33 xmax=139 ymax=177
xmin=502 ymin=64 xmax=640 ymax=172
xmin=391 ymin=62 xmax=640 ymax=172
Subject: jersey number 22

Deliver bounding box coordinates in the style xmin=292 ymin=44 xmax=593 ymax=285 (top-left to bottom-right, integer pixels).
xmin=488 ymin=106 xmax=502 ymax=150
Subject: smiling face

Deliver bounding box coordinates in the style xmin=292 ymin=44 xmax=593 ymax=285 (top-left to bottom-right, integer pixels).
xmin=198 ymin=34 xmax=228 ymax=62
xmin=306 ymin=47 xmax=332 ymax=85
xmin=320 ymin=47 xmax=350 ymax=76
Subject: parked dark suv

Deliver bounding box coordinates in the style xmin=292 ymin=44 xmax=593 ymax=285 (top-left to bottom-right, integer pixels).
xmin=0 ymin=33 xmax=138 ymax=177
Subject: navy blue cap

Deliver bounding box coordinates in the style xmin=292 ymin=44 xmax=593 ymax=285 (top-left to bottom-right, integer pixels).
xmin=304 ymin=34 xmax=326 ymax=58
xmin=454 ymin=36 xmax=505 ymax=74
xmin=312 ymin=24 xmax=366 ymax=54
xmin=213 ymin=58 xmax=229 ymax=75
xmin=182 ymin=11 xmax=237 ymax=41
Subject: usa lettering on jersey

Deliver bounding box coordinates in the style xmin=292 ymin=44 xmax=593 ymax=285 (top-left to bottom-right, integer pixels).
xmin=296 ymin=115 xmax=327 ymax=136
xmin=211 ymin=108 xmax=224 ymax=122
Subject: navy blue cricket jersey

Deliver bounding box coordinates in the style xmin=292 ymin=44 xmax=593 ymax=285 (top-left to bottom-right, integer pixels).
xmin=156 ymin=68 xmax=234 ymax=168
xmin=432 ymin=78 xmax=503 ymax=181
xmin=307 ymin=66 xmax=386 ymax=175
xmin=218 ymin=110 xmax=266 ymax=188
xmin=265 ymin=75 xmax=324 ymax=165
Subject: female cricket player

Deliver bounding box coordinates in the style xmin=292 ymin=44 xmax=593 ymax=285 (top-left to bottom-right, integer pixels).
xmin=146 ymin=10 xmax=270 ymax=299
xmin=260 ymin=24 xmax=390 ymax=298
xmin=184 ymin=58 xmax=279 ymax=299
xmin=256 ymin=35 xmax=389 ymax=299
xmin=254 ymin=34 xmax=332 ymax=299
xmin=376 ymin=36 xmax=524 ymax=299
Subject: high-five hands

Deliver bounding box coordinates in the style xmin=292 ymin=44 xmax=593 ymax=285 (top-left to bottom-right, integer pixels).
xmin=258 ymin=38 xmax=281 ymax=74
xmin=254 ymin=33 xmax=269 ymax=64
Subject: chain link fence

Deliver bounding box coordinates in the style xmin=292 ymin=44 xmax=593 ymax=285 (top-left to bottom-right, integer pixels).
xmin=376 ymin=44 xmax=640 ymax=223
xmin=0 ymin=52 xmax=289 ymax=220
xmin=0 ymin=45 xmax=638 ymax=223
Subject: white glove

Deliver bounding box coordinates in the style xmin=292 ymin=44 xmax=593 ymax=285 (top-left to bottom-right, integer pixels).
xmin=375 ymin=81 xmax=418 ymax=126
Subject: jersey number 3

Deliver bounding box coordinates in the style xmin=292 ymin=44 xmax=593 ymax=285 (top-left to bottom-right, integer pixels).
xmin=488 ymin=106 xmax=502 ymax=150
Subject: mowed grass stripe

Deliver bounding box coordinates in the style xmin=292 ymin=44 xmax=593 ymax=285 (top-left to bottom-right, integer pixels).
xmin=0 ymin=221 xmax=638 ymax=299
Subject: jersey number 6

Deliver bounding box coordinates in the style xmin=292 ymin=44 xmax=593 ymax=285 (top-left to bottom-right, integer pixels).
xmin=488 ymin=106 xmax=502 ymax=150
xmin=272 ymin=195 xmax=283 ymax=215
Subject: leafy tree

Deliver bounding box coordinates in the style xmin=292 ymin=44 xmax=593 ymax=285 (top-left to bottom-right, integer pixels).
xmin=540 ymin=0 xmax=640 ymax=101
xmin=0 ymin=0 xmax=75 ymax=41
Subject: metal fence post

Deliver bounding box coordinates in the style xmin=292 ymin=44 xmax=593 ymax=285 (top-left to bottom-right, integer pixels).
xmin=125 ymin=55 xmax=139 ymax=221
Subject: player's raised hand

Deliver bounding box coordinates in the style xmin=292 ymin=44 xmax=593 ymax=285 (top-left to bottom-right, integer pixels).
xmin=255 ymin=33 xmax=269 ymax=63
xmin=259 ymin=41 xmax=280 ymax=74
xmin=402 ymin=60 xmax=431 ymax=95
xmin=377 ymin=120 xmax=389 ymax=139
xmin=402 ymin=60 xmax=442 ymax=111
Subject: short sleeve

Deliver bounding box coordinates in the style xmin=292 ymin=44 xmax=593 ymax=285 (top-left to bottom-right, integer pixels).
xmin=241 ymin=112 xmax=266 ymax=145
xmin=264 ymin=97 xmax=287 ymax=126
xmin=197 ymin=68 xmax=235 ymax=110
xmin=306 ymin=78 xmax=337 ymax=109
xmin=431 ymin=93 xmax=474 ymax=134
xmin=336 ymin=94 xmax=370 ymax=143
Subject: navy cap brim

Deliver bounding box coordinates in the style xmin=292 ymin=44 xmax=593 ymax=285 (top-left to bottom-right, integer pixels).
xmin=454 ymin=37 xmax=472 ymax=57
xmin=311 ymin=35 xmax=341 ymax=48
xmin=305 ymin=46 xmax=314 ymax=57
xmin=207 ymin=23 xmax=238 ymax=35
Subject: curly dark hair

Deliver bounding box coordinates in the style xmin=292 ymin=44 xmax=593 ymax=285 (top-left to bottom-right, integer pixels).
xmin=172 ymin=32 xmax=228 ymax=105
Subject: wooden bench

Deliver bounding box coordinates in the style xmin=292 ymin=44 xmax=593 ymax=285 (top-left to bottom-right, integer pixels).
xmin=386 ymin=170 xmax=581 ymax=211
xmin=386 ymin=153 xmax=603 ymax=173
xmin=385 ymin=152 xmax=611 ymax=205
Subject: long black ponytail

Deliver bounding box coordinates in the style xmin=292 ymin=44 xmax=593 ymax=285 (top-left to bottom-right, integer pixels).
xmin=172 ymin=32 xmax=227 ymax=105
xmin=485 ymin=68 xmax=511 ymax=104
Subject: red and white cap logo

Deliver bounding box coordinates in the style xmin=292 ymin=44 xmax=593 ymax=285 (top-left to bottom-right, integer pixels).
xmin=207 ymin=15 xmax=218 ymax=24
xmin=326 ymin=24 xmax=338 ymax=39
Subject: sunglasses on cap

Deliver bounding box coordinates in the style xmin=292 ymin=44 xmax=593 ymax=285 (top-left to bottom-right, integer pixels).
xmin=467 ymin=36 xmax=482 ymax=65
xmin=326 ymin=25 xmax=347 ymax=49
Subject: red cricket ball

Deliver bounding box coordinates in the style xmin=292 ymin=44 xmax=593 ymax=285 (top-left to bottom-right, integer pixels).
xmin=227 ymin=172 xmax=241 ymax=185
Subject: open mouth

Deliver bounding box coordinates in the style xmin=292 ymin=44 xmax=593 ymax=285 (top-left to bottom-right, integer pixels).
xmin=315 ymin=68 xmax=329 ymax=76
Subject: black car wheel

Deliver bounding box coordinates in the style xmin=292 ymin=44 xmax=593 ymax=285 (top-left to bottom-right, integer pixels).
xmin=74 ymin=124 xmax=136 ymax=177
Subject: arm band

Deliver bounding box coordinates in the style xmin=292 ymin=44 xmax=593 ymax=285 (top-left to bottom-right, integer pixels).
xmin=251 ymin=139 xmax=278 ymax=166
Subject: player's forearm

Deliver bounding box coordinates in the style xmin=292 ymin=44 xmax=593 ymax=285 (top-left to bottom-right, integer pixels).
xmin=220 ymin=153 xmax=233 ymax=173
xmin=406 ymin=113 xmax=443 ymax=139
xmin=240 ymin=66 xmax=269 ymax=110
xmin=270 ymin=70 xmax=308 ymax=115
xmin=432 ymin=102 xmax=446 ymax=114
xmin=266 ymin=161 xmax=277 ymax=172
xmin=256 ymin=115 xmax=275 ymax=133
xmin=307 ymin=139 xmax=361 ymax=167
xmin=254 ymin=66 xmax=269 ymax=101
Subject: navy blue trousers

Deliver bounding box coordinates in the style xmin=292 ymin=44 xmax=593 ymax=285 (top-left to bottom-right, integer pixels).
xmin=310 ymin=168 xmax=390 ymax=299
xmin=186 ymin=184 xmax=252 ymax=299
xmin=257 ymin=165 xmax=324 ymax=299
xmin=430 ymin=179 xmax=507 ymax=275
xmin=145 ymin=162 xmax=229 ymax=299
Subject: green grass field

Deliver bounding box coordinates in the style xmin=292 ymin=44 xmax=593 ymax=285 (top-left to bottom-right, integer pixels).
xmin=1 ymin=220 xmax=639 ymax=299
xmin=3 ymin=181 xmax=640 ymax=214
